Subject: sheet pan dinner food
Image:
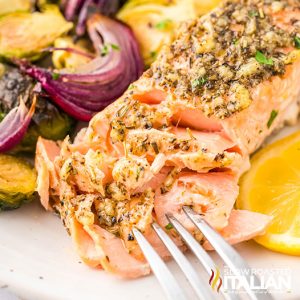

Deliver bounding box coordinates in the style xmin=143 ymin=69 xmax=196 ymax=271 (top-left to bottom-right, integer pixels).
xmin=1 ymin=0 xmax=299 ymax=279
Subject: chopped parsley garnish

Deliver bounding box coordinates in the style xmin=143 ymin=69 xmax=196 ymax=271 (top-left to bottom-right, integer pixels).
xmin=165 ymin=223 xmax=173 ymax=230
xmin=191 ymin=76 xmax=207 ymax=90
xmin=110 ymin=43 xmax=120 ymax=50
xmin=233 ymin=39 xmax=239 ymax=46
xmin=51 ymin=72 xmax=60 ymax=80
xmin=248 ymin=10 xmax=259 ymax=17
xmin=267 ymin=110 xmax=278 ymax=128
xmin=101 ymin=43 xmax=120 ymax=57
xmin=101 ymin=44 xmax=109 ymax=56
xmin=255 ymin=51 xmax=273 ymax=65
xmin=155 ymin=19 xmax=172 ymax=30
xmin=150 ymin=51 xmax=157 ymax=58
xmin=128 ymin=83 xmax=135 ymax=90
xmin=294 ymin=37 xmax=300 ymax=49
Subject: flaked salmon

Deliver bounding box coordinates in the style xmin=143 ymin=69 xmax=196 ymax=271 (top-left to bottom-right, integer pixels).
xmin=36 ymin=0 xmax=300 ymax=278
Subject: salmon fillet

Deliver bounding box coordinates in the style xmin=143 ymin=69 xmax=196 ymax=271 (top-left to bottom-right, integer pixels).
xmin=36 ymin=0 xmax=300 ymax=278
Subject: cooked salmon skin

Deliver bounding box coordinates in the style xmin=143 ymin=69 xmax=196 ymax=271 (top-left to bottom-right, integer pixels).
xmin=35 ymin=0 xmax=300 ymax=278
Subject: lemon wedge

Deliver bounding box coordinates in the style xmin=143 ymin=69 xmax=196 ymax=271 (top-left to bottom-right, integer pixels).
xmin=237 ymin=131 xmax=300 ymax=255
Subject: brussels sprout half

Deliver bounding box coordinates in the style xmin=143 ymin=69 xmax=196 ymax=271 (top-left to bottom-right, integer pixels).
xmin=12 ymin=98 xmax=74 ymax=154
xmin=0 ymin=154 xmax=37 ymax=211
xmin=0 ymin=5 xmax=73 ymax=61
xmin=0 ymin=63 xmax=75 ymax=154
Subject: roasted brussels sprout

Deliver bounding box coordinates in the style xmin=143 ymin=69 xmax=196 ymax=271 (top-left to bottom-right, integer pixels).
xmin=0 ymin=63 xmax=74 ymax=154
xmin=0 ymin=5 xmax=73 ymax=61
xmin=0 ymin=0 xmax=32 ymax=16
xmin=0 ymin=154 xmax=36 ymax=210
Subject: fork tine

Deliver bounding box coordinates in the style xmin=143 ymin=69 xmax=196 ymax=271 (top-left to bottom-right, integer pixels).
xmin=132 ymin=228 xmax=187 ymax=300
xmin=183 ymin=206 xmax=274 ymax=300
xmin=152 ymin=222 xmax=216 ymax=300
xmin=166 ymin=214 xmax=241 ymax=300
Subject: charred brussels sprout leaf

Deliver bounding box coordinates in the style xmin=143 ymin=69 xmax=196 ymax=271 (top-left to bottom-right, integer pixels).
xmin=0 ymin=64 xmax=74 ymax=154
xmin=14 ymin=98 xmax=74 ymax=154
xmin=0 ymin=64 xmax=32 ymax=111
xmin=0 ymin=154 xmax=36 ymax=211
xmin=0 ymin=5 xmax=73 ymax=61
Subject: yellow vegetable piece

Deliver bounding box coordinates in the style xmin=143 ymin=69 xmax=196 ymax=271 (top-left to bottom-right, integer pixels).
xmin=52 ymin=37 xmax=93 ymax=71
xmin=0 ymin=5 xmax=73 ymax=61
xmin=194 ymin=0 xmax=222 ymax=15
xmin=0 ymin=0 xmax=31 ymax=16
xmin=237 ymin=131 xmax=300 ymax=255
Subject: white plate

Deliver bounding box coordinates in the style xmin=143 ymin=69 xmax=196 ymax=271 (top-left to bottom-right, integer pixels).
xmin=1 ymin=124 xmax=300 ymax=300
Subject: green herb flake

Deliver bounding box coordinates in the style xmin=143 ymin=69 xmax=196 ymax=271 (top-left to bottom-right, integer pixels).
xmin=255 ymin=51 xmax=274 ymax=65
xmin=155 ymin=19 xmax=172 ymax=30
xmin=110 ymin=43 xmax=120 ymax=51
xmin=52 ymin=72 xmax=60 ymax=80
xmin=101 ymin=43 xmax=120 ymax=57
xmin=128 ymin=84 xmax=135 ymax=90
xmin=191 ymin=76 xmax=207 ymax=90
xmin=248 ymin=10 xmax=259 ymax=17
xmin=150 ymin=51 xmax=157 ymax=58
xmin=165 ymin=223 xmax=173 ymax=230
xmin=294 ymin=37 xmax=300 ymax=49
xmin=101 ymin=44 xmax=109 ymax=57
xmin=267 ymin=110 xmax=278 ymax=128
xmin=233 ymin=39 xmax=239 ymax=46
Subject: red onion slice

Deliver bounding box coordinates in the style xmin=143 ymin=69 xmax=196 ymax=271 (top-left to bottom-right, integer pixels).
xmin=0 ymin=97 xmax=36 ymax=152
xmin=64 ymin=0 xmax=121 ymax=35
xmin=19 ymin=14 xmax=144 ymax=122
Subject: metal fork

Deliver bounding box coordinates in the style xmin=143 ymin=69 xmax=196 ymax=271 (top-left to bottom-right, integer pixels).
xmin=132 ymin=206 xmax=274 ymax=300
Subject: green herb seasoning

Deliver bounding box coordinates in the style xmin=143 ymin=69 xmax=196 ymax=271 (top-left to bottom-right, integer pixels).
xmin=155 ymin=19 xmax=172 ymax=30
xmin=150 ymin=51 xmax=157 ymax=58
xmin=267 ymin=110 xmax=278 ymax=128
xmin=110 ymin=43 xmax=120 ymax=51
xmin=101 ymin=43 xmax=120 ymax=57
xmin=128 ymin=84 xmax=135 ymax=90
xmin=248 ymin=10 xmax=259 ymax=17
xmin=191 ymin=77 xmax=207 ymax=90
xmin=51 ymin=72 xmax=60 ymax=80
xmin=255 ymin=51 xmax=273 ymax=65
xmin=165 ymin=223 xmax=173 ymax=230
xmin=101 ymin=44 xmax=109 ymax=57
xmin=294 ymin=37 xmax=300 ymax=49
